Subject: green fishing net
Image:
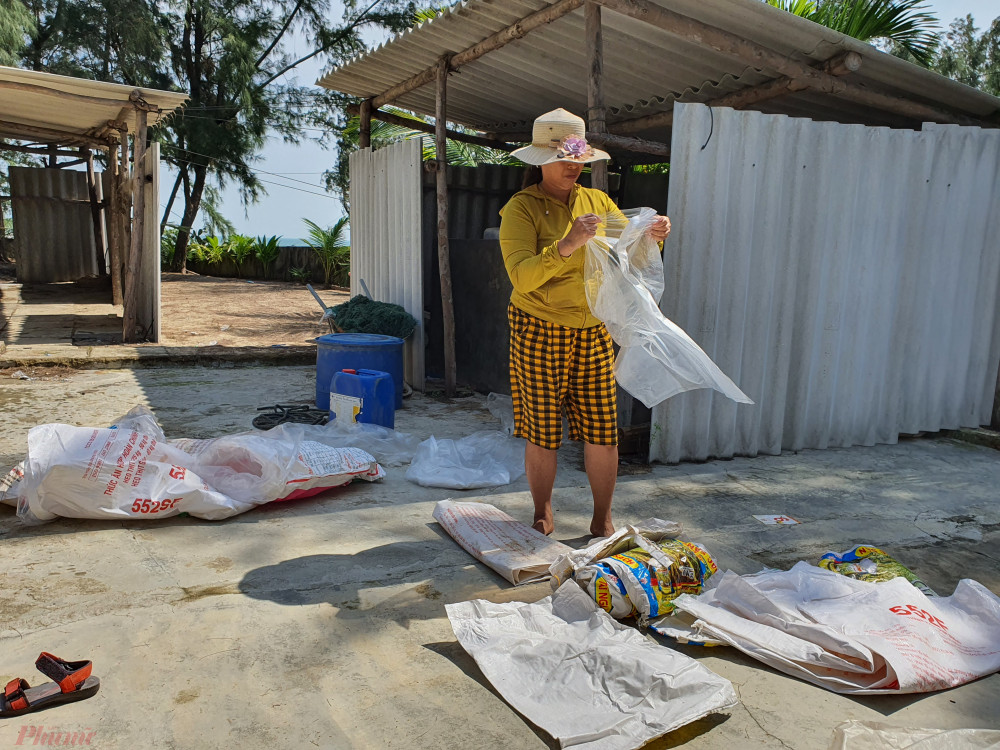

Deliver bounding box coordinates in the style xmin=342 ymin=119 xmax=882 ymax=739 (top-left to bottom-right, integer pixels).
xmin=328 ymin=295 xmax=417 ymax=339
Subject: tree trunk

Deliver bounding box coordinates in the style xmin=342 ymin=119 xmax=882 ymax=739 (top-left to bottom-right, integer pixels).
xmin=171 ymin=164 xmax=207 ymax=272
xmin=161 ymin=167 xmax=184 ymax=236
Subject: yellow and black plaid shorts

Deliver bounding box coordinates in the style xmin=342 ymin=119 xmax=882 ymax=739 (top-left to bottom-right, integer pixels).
xmin=508 ymin=303 xmax=617 ymax=450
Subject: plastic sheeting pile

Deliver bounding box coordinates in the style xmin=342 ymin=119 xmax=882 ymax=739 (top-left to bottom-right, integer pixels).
xmin=667 ymin=562 xmax=1000 ymax=694
xmin=14 ymin=407 xmax=385 ymax=522
xmin=446 ymin=581 xmax=738 ymax=750
xmin=584 ymin=208 xmax=753 ymax=407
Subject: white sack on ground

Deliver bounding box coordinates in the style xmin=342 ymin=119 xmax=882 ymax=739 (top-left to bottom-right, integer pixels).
xmin=446 ymin=581 xmax=738 ymax=750
xmin=433 ymin=500 xmax=571 ymax=585
xmin=671 ymin=562 xmax=1000 ymax=694
xmin=828 ymin=720 xmax=1000 ymax=750
xmin=18 ymin=406 xmax=384 ymax=523
xmin=584 ymin=208 xmax=753 ymax=408
xmin=408 ymin=431 xmax=524 ymax=489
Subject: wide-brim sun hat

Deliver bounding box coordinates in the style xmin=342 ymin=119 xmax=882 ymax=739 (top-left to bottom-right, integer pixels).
xmin=511 ymin=108 xmax=611 ymax=166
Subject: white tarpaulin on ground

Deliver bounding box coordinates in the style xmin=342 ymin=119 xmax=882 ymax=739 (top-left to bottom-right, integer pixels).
xmin=671 ymin=563 xmax=1000 ymax=694
xmin=828 ymin=720 xmax=1000 ymax=749
xmin=433 ymin=500 xmax=571 ymax=584
xmin=446 ymin=581 xmax=738 ymax=750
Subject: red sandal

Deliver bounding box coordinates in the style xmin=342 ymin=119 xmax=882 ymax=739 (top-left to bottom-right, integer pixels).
xmin=0 ymin=653 xmax=100 ymax=717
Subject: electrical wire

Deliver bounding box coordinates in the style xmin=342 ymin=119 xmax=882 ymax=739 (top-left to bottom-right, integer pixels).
xmin=160 ymin=143 xmax=333 ymax=191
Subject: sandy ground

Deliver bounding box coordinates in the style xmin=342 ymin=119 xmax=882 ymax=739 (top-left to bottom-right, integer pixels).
xmin=159 ymin=273 xmax=351 ymax=347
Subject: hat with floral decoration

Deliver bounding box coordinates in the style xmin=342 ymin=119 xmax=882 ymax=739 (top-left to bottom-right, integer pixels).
xmin=511 ymin=108 xmax=610 ymax=166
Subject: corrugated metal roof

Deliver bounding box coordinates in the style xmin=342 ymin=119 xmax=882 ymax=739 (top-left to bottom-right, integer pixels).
xmin=0 ymin=66 xmax=188 ymax=145
xmin=317 ymin=0 xmax=1000 ymax=138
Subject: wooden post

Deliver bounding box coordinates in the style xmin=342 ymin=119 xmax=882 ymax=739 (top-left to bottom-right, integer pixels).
xmin=84 ymin=149 xmax=107 ymax=277
xmin=359 ymin=99 xmax=372 ymax=149
xmin=106 ymin=141 xmax=123 ymax=305
xmin=47 ymin=144 xmax=57 ymax=168
xmin=123 ymin=109 xmax=148 ymax=343
xmin=585 ymin=1 xmax=608 ymax=193
xmin=436 ymin=56 xmax=457 ymax=397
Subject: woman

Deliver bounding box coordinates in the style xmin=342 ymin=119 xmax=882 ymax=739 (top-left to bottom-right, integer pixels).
xmin=499 ymin=108 xmax=671 ymax=538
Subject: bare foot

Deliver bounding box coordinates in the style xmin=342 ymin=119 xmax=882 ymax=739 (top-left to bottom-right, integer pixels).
xmin=589 ymin=521 xmax=615 ymax=538
xmin=532 ymin=515 xmax=555 ymax=536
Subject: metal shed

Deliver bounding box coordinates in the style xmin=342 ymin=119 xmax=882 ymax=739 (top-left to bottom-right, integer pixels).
xmin=1 ymin=66 xmax=187 ymax=342
xmin=318 ymin=0 xmax=1000 ymax=459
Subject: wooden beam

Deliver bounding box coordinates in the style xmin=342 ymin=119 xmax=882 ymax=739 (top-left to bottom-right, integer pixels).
xmin=0 ymin=80 xmax=145 ymax=110
xmin=594 ymin=0 xmax=969 ymax=126
xmin=85 ymin=149 xmax=107 ymax=277
xmin=0 ymin=142 xmax=81 ymax=157
xmin=123 ymin=109 xmax=148 ymax=343
xmin=359 ymin=99 xmax=372 ymax=149
xmin=586 ymin=1 xmax=608 ymax=192
xmin=613 ymin=51 xmax=863 ymax=135
xmin=371 ymin=109 xmax=518 ymax=151
xmin=586 ymin=131 xmax=669 ymax=157
xmin=0 ymin=119 xmax=111 ymax=147
xmin=367 ymin=0 xmax=584 ymax=110
xmin=435 ymin=57 xmax=457 ymax=397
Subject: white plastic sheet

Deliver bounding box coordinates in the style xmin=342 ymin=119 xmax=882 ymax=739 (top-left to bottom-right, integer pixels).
xmin=671 ymin=562 xmax=1000 ymax=694
xmin=257 ymin=420 xmax=420 ymax=467
xmin=828 ymin=720 xmax=1000 ymax=749
xmin=446 ymin=581 xmax=738 ymax=750
xmin=433 ymin=500 xmax=571 ymax=584
xmin=584 ymin=208 xmax=753 ymax=407
xmin=407 ymin=431 xmax=525 ymax=489
xmin=17 ymin=407 xmax=384 ymax=522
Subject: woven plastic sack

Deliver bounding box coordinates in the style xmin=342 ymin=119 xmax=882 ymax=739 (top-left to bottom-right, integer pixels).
xmin=576 ymin=538 xmax=719 ymax=620
xmin=819 ymin=544 xmax=937 ymax=597
xmin=584 ymin=207 xmax=752 ymax=407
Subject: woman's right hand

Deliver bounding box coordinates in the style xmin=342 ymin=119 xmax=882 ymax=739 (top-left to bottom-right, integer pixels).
xmin=558 ymin=213 xmax=601 ymax=257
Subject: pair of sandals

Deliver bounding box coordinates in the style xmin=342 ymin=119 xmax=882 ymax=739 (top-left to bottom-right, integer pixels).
xmin=0 ymin=653 xmax=100 ymax=717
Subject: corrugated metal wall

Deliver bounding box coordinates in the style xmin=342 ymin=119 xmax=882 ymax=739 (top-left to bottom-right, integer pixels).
xmin=9 ymin=167 xmax=104 ymax=283
xmin=349 ymin=139 xmax=424 ymax=390
xmin=651 ymin=103 xmax=1000 ymax=463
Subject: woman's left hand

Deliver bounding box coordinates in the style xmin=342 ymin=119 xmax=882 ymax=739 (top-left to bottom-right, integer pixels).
xmin=648 ymin=215 xmax=671 ymax=241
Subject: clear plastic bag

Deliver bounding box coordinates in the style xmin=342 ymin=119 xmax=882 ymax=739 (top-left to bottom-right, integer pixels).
xmin=486 ymin=392 xmax=515 ymax=437
xmin=406 ymin=431 xmax=525 ymax=489
xmin=584 ymin=208 xmax=753 ymax=407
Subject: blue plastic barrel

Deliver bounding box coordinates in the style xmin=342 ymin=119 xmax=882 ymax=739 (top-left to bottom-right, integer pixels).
xmin=330 ymin=368 xmax=395 ymax=428
xmin=315 ymin=333 xmax=404 ymax=411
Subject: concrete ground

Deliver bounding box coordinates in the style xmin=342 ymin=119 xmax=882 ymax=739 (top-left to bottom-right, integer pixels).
xmin=1 ymin=364 xmax=999 ymax=749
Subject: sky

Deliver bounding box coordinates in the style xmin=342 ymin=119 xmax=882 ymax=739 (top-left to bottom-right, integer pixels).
xmin=170 ymin=0 xmax=1000 ymax=241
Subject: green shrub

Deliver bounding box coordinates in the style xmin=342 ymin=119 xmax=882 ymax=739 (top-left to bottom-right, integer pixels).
xmin=226 ymin=234 xmax=255 ymax=278
xmin=303 ymin=217 xmax=349 ymax=288
xmin=188 ymin=235 xmax=227 ymax=265
xmin=289 ymin=266 xmax=311 ymax=284
xmin=254 ymin=235 xmax=282 ymax=279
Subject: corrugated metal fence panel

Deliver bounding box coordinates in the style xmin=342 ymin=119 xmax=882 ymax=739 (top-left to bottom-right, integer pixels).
xmin=651 ymin=103 xmax=1000 ymax=463
xmin=9 ymin=167 xmax=100 ymax=283
xmin=349 ymin=139 xmax=424 ymax=390
xmin=140 ymin=143 xmax=161 ymax=342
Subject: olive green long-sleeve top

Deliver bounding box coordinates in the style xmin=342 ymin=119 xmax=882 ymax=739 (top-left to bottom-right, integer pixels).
xmin=499 ymin=183 xmax=626 ymax=329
